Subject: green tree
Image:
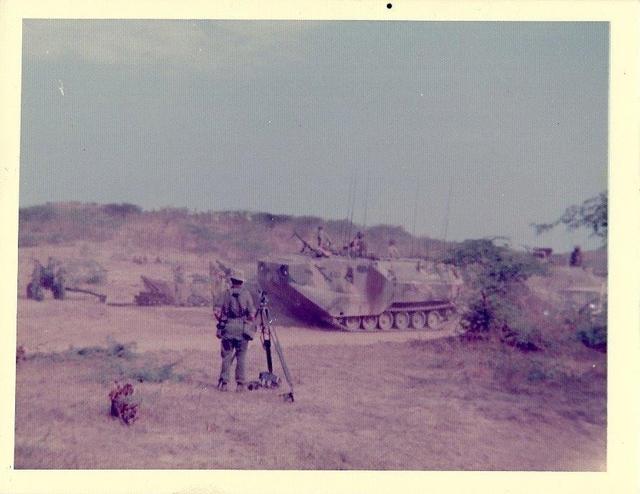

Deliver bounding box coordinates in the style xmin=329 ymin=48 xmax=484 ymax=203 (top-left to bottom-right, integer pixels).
xmin=442 ymin=239 xmax=546 ymax=350
xmin=533 ymin=191 xmax=607 ymax=244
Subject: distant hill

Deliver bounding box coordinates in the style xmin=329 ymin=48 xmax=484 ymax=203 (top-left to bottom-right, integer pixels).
xmin=18 ymin=202 xmax=449 ymax=262
xmin=18 ymin=202 xmax=607 ymax=273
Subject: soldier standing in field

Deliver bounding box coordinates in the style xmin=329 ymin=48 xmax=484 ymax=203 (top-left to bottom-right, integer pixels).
xmin=570 ymin=246 xmax=583 ymax=267
xmin=215 ymin=270 xmax=256 ymax=392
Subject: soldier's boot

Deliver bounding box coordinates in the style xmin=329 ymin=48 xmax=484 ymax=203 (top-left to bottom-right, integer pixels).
xmin=236 ymin=383 xmax=245 ymax=393
xmin=217 ymin=379 xmax=228 ymax=392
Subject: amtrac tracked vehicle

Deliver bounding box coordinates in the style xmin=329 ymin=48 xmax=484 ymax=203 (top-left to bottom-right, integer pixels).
xmin=257 ymin=254 xmax=463 ymax=331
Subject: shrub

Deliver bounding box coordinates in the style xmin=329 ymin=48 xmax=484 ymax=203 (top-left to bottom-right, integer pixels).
xmin=577 ymin=325 xmax=607 ymax=351
xmin=72 ymin=340 xmax=136 ymax=359
xmin=459 ymin=296 xmax=496 ymax=335
xmin=19 ymin=204 xmax=56 ymax=223
xmin=65 ymin=259 xmax=108 ymax=285
xmin=109 ymin=382 xmax=139 ymax=425
xmin=128 ymin=362 xmax=180 ymax=383
xmin=575 ymin=306 xmax=607 ymax=352
xmin=443 ymin=239 xmax=546 ymax=348
xmin=105 ymin=340 xmax=137 ymax=359
xmin=102 ymin=203 xmax=142 ymax=218
xmin=502 ymin=322 xmax=544 ymax=352
xmin=253 ymin=212 xmax=292 ymax=226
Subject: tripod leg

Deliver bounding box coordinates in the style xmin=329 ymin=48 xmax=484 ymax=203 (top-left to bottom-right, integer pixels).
xmin=270 ymin=327 xmax=294 ymax=401
xmin=264 ymin=340 xmax=274 ymax=374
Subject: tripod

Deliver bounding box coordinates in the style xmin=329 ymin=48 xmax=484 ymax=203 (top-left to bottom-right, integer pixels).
xmin=255 ymin=291 xmax=294 ymax=402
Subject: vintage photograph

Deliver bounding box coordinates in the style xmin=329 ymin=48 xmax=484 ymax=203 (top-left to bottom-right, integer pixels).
xmin=14 ymin=20 xmax=608 ymax=470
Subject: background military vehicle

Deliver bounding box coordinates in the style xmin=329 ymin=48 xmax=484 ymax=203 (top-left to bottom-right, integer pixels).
xmin=257 ymin=254 xmax=462 ymax=331
xmin=134 ymin=275 xmax=211 ymax=307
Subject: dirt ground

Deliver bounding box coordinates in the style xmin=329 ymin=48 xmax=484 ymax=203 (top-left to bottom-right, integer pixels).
xmin=14 ymin=245 xmax=606 ymax=470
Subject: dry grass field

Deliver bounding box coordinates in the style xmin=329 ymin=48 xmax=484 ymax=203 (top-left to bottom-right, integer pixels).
xmin=14 ymin=204 xmax=607 ymax=470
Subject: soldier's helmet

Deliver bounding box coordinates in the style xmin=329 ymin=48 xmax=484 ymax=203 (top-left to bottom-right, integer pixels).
xmin=356 ymin=231 xmax=363 ymax=238
xmin=229 ymin=269 xmax=245 ymax=283
xmin=318 ymin=225 xmax=324 ymax=230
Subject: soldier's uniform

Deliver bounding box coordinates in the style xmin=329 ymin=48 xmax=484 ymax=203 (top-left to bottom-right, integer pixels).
xmin=216 ymin=270 xmax=256 ymax=392
xmin=316 ymin=226 xmax=333 ymax=251
xmin=349 ymin=232 xmax=367 ymax=257
xmin=570 ymin=246 xmax=583 ymax=267
xmin=387 ymin=241 xmax=400 ymax=259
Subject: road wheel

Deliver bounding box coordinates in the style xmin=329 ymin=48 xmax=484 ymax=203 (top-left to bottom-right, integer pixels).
xmin=394 ymin=311 xmax=410 ymax=330
xmin=427 ymin=311 xmax=443 ymax=329
xmin=342 ymin=316 xmax=362 ymax=331
xmin=362 ymin=315 xmax=378 ymax=331
xmin=378 ymin=312 xmax=393 ymax=330
xmin=410 ymin=311 xmax=427 ymax=329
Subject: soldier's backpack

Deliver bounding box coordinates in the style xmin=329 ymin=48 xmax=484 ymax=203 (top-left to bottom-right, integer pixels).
xmin=224 ymin=288 xmax=257 ymax=340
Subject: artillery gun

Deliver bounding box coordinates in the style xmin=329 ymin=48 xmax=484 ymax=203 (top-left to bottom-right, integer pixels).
xmin=257 ymin=252 xmax=463 ymax=331
xmin=134 ymin=275 xmax=212 ymax=307
xmin=26 ymin=258 xmax=106 ymax=303
xmin=134 ymin=276 xmax=177 ymax=306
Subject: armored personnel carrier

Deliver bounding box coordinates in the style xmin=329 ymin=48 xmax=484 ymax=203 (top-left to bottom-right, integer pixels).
xmin=257 ymin=254 xmax=463 ymax=331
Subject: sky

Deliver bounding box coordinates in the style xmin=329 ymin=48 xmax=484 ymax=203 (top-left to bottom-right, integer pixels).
xmin=19 ymin=20 xmax=608 ymax=252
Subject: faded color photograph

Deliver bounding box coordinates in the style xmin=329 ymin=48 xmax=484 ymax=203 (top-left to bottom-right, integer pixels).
xmin=16 ymin=20 xmax=607 ymax=470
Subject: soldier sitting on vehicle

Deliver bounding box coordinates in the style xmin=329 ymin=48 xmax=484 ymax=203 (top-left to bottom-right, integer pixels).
xmin=349 ymin=231 xmax=367 ymax=258
xmin=294 ymin=231 xmax=330 ymax=258
xmin=387 ymin=239 xmax=400 ymax=259
xmin=316 ymin=225 xmax=333 ymax=251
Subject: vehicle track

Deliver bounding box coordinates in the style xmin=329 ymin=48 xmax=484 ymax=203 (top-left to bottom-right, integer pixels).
xmin=272 ymin=317 xmax=463 ymax=348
